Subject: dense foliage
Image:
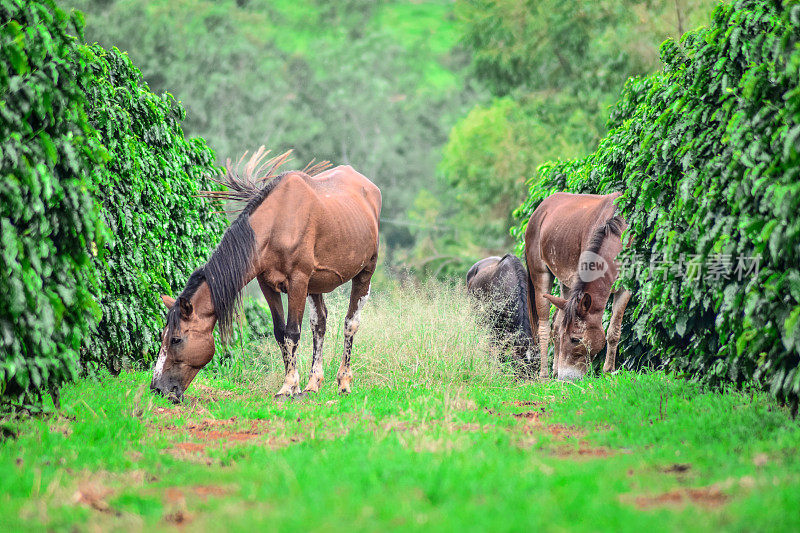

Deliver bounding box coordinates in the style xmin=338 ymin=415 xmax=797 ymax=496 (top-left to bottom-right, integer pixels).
xmin=513 ymin=0 xmax=800 ymax=405
xmin=1 ymin=0 xmax=104 ymax=406
xmin=242 ymin=297 xmax=273 ymax=341
xmin=62 ymin=0 xmax=476 ymax=251
xmin=80 ymin=44 xmax=226 ymax=372
xmin=2 ymin=0 xmax=227 ymax=407
xmin=411 ymin=0 xmax=719 ymax=277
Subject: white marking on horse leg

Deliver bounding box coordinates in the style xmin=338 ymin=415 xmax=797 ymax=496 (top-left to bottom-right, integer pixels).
xmin=345 ymin=289 xmax=369 ymax=336
xmin=153 ymin=345 xmax=167 ymax=381
xmin=307 ymin=296 xmax=318 ymax=326
xmin=537 ymin=324 xmax=551 ymax=379
xmin=276 ymin=337 xmax=300 ymax=396
xmin=305 ymin=296 xmax=326 ymax=392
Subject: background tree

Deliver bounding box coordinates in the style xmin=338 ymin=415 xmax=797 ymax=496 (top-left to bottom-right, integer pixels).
xmin=409 ymin=0 xmax=721 ymax=278
xmin=512 ymin=0 xmax=800 ymax=407
xmin=61 ymin=0 xmax=478 ymax=251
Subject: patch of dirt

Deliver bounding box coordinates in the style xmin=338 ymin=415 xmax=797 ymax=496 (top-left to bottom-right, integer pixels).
xmin=164 ymin=487 xmax=185 ymax=504
xmin=186 ymin=422 xmax=259 ymax=442
xmin=72 ymin=481 xmax=115 ymax=513
xmin=545 ymin=424 xmax=584 ymax=439
xmin=173 ymin=442 xmax=207 ymax=453
xmin=628 ymin=486 xmax=728 ymax=510
xmin=193 ymin=485 xmax=228 ymax=499
xmin=156 ymin=415 xmax=309 ymax=462
xmin=164 ymin=509 xmax=193 ymax=526
xmin=514 ymin=419 xmax=585 ymax=440
xmin=503 ymin=400 xmax=546 ymax=408
xmin=154 ymin=406 xmax=182 ymax=417
xmin=192 ymin=384 xmax=242 ymax=399
xmin=166 ymin=442 xmax=213 ymax=465
xmin=661 ymin=463 xmax=692 ymax=474
xmin=753 ymin=453 xmax=769 ymax=467
xmin=512 ymin=410 xmax=543 ymax=421
xmin=162 ymin=484 xmax=229 ymax=504
xmin=161 ymin=417 xmax=265 ymax=444
xmin=552 ymin=443 xmax=615 ymax=459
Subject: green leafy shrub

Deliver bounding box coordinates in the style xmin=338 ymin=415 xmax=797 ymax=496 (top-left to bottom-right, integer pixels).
xmin=1 ymin=0 xmax=104 ymax=406
xmin=2 ymin=0 xmax=229 ymax=408
xmin=513 ymin=0 xmax=800 ymax=405
xmin=78 ymin=44 xmax=226 ymax=371
xmin=242 ymin=297 xmax=273 ymax=341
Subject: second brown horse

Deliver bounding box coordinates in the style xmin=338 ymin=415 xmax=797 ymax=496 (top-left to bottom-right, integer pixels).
xmin=524 ymin=192 xmax=631 ymax=380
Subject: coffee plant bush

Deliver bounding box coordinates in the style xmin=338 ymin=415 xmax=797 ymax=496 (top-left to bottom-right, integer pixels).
xmin=79 ymin=44 xmax=226 ymax=372
xmin=513 ymin=0 xmax=800 ymax=406
xmin=1 ymin=0 xmax=104 ymax=407
xmin=243 ymin=297 xmax=274 ymax=341
xmin=2 ymin=0 xmax=228 ymax=408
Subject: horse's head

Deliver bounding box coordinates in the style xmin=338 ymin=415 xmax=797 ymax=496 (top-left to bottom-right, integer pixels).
xmin=151 ymin=294 xmax=215 ymax=402
xmin=544 ymin=292 xmax=605 ymax=380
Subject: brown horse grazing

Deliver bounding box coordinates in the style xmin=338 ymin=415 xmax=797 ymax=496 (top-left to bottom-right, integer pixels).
xmin=466 ymin=254 xmax=537 ymax=375
xmin=150 ymin=147 xmax=381 ymax=401
xmin=524 ymin=192 xmax=631 ymax=381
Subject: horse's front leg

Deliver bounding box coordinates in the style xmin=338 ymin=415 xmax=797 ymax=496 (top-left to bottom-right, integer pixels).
xmin=530 ymin=271 xmax=554 ymax=379
xmin=603 ymin=288 xmax=631 ymax=373
xmin=304 ymin=294 xmax=327 ymax=393
xmin=275 ymin=276 xmax=309 ymax=397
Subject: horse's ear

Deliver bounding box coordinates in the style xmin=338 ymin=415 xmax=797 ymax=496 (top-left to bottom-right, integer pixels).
xmin=178 ymin=296 xmax=193 ymax=318
xmin=543 ymin=294 xmax=567 ymax=309
xmin=578 ymin=293 xmax=592 ymax=316
xmin=161 ymin=295 xmax=176 ymax=309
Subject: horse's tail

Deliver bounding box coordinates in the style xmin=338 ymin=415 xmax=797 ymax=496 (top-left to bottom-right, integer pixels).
xmin=524 ymin=254 xmax=540 ymax=362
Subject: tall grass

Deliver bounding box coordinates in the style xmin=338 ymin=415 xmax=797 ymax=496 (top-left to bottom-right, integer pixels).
xmin=206 ymin=278 xmax=513 ymax=394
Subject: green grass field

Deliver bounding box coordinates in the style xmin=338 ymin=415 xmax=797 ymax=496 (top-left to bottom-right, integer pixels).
xmin=2 ymin=283 xmax=799 ymax=531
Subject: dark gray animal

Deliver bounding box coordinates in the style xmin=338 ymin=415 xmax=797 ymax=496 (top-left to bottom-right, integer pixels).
xmin=466 ymin=254 xmax=537 ymax=376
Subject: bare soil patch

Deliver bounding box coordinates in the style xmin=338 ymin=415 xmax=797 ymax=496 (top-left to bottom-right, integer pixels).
xmin=180 ymin=418 xmax=261 ymax=442
xmin=661 ymin=463 xmax=692 ymax=474
xmin=551 ymin=443 xmax=615 ymax=459
xmin=511 ymin=412 xmax=585 ymax=440
xmin=164 ymin=510 xmax=192 ymax=526
xmin=627 ymin=486 xmax=728 ymax=510
xmin=72 ymin=481 xmax=115 ymax=513
xmin=504 ymin=400 xmax=546 ymax=408
xmin=166 ymin=442 xmax=213 ymax=465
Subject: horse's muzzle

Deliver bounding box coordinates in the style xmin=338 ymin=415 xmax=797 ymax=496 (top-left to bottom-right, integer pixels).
xmin=557 ymin=366 xmax=586 ymax=381
xmin=150 ymin=380 xmax=184 ymax=404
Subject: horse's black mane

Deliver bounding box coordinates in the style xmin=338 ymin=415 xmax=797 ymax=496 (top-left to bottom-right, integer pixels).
xmin=165 ymin=147 xmax=331 ymax=343
xmin=164 ymin=185 xmax=279 ymax=342
xmin=561 ymin=215 xmax=625 ymax=328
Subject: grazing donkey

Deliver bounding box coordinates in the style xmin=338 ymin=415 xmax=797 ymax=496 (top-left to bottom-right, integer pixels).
xmin=151 ymin=147 xmax=381 ymax=401
xmin=466 ymin=254 xmax=536 ymax=376
xmin=524 ymin=192 xmax=631 ymax=380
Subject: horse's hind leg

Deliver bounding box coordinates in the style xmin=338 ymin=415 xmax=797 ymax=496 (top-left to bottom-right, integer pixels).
xmin=304 ymin=293 xmax=327 ymax=393
xmin=274 ymin=276 xmax=309 ymax=397
xmin=337 ymin=269 xmax=372 ymax=394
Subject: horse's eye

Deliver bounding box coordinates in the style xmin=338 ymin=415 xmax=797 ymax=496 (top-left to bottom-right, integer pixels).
xmin=170 ymin=337 xmax=183 ymax=346
xmin=570 ymin=336 xmax=581 ymax=344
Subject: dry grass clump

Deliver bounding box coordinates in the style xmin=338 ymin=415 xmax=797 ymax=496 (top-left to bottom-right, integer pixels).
xmin=219 ymin=278 xmax=510 ymax=392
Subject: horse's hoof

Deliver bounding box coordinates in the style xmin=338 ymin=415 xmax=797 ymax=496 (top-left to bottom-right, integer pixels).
xmin=292 ymin=392 xmax=309 ymax=401
xmin=274 ymin=393 xmax=292 ymax=402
